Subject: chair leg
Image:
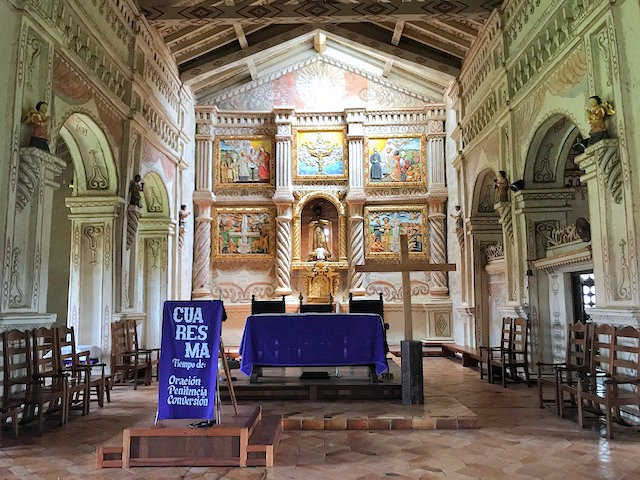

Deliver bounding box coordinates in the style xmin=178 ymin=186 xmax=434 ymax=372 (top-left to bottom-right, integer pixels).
xmin=38 ymin=403 xmax=44 ymax=436
xmin=12 ymin=410 xmax=19 ymax=439
xmin=559 ymin=388 xmax=565 ymax=418
xmin=106 ymin=379 xmax=111 ymax=403
xmin=536 ymin=368 xmax=543 ymax=408
xmin=524 ymin=364 xmax=531 ymax=387
xmin=98 ymin=383 xmax=105 ymax=408
xmin=502 ymin=358 xmax=507 ymax=388
xmin=605 ymin=401 xmax=613 ymax=440
xmin=577 ymin=391 xmax=585 ymax=429
xmin=134 ymin=364 xmax=139 ymax=390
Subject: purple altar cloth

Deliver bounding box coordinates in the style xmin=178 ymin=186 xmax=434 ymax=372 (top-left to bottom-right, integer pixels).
xmin=239 ymin=313 xmax=388 ymax=376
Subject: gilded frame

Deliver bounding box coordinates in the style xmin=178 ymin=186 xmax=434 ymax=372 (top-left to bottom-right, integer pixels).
xmin=292 ymin=126 xmax=348 ymax=182
xmin=212 ymin=207 xmax=276 ymax=260
xmin=364 ymin=134 xmax=427 ymax=188
xmin=214 ymin=135 xmax=276 ymax=189
xmin=364 ymin=205 xmax=429 ymax=259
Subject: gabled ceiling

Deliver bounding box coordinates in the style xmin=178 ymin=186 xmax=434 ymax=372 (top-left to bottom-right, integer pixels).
xmin=139 ymin=1 xmax=498 ymax=102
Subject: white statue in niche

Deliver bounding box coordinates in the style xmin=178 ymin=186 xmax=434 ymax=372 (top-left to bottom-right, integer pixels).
xmin=308 ymin=203 xmax=332 ymax=261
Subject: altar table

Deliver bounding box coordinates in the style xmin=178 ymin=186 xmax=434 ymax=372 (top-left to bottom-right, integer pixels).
xmin=239 ymin=313 xmax=388 ymax=382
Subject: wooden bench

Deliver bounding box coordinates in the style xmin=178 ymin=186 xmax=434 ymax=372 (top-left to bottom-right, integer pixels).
xmin=247 ymin=414 xmax=283 ymax=467
xmin=441 ymin=344 xmax=483 ymax=368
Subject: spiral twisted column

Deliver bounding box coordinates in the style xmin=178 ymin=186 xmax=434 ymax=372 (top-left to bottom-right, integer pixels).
xmin=192 ymin=112 xmax=216 ymax=300
xmin=428 ymin=197 xmax=449 ymax=297
xmin=274 ymin=206 xmax=293 ymax=296
xmin=348 ymin=205 xmax=366 ymax=295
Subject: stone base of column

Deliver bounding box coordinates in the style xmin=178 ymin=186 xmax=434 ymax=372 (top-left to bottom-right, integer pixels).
xmin=192 ymin=287 xmax=213 ymax=300
xmin=430 ymin=287 xmax=450 ymax=297
xmin=274 ymin=288 xmax=292 ymax=297
xmin=349 ymin=287 xmax=366 ymax=297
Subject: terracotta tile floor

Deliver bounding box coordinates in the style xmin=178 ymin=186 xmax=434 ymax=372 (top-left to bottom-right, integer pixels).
xmin=1 ymin=357 xmax=640 ymax=479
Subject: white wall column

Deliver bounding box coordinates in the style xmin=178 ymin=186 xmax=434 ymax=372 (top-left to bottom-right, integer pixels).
xmin=273 ymin=108 xmax=295 ymax=297
xmin=192 ymin=107 xmax=216 ymax=299
xmin=346 ymin=108 xmax=366 ymax=296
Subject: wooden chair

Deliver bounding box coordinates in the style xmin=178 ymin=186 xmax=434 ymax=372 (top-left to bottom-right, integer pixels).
xmin=110 ymin=320 xmax=147 ymax=390
xmin=559 ymin=323 xmax=613 ymax=419
xmin=298 ymin=293 xmax=334 ymax=313
xmin=537 ymin=321 xmax=590 ymax=411
xmin=125 ymin=319 xmax=160 ymax=384
xmin=251 ymin=295 xmax=286 ymax=314
xmin=349 ymin=293 xmax=390 ymax=377
xmin=577 ymin=325 xmax=640 ymax=439
xmin=2 ymin=329 xmax=67 ymax=435
xmin=503 ymin=317 xmax=532 ymax=387
xmin=33 ymin=327 xmax=88 ymax=422
xmin=479 ymin=318 xmax=512 ymax=384
xmin=56 ymin=326 xmax=105 ymax=412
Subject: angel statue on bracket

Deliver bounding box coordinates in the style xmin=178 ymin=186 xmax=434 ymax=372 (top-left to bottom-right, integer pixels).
xmin=572 ymin=95 xmax=615 ymax=154
xmin=23 ymin=101 xmax=50 ymax=152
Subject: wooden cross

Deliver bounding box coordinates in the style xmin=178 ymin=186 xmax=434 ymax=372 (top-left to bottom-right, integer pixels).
xmin=355 ymin=234 xmax=456 ymax=341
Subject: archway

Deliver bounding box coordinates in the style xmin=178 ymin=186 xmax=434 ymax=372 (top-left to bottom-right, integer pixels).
xmin=467 ymin=168 xmax=504 ymax=348
xmin=47 ymin=112 xmax=119 ymax=357
xmin=138 ymin=172 xmax=173 ymax=350
xmin=518 ymin=115 xmax=591 ymax=363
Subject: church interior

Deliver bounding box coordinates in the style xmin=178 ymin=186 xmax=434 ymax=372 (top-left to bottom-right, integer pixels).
xmin=1 ymin=0 xmax=640 ymax=477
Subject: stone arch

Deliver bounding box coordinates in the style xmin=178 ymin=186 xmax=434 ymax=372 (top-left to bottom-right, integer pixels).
xmin=48 ymin=112 xmax=121 ymax=358
xmin=466 ymin=168 xmax=505 ymax=349
xmin=523 ymin=114 xmax=582 ymax=189
xmin=57 ymin=112 xmax=118 ymax=195
xmin=294 ymin=191 xmax=346 ymax=217
xmin=137 ymin=172 xmax=173 ymax=349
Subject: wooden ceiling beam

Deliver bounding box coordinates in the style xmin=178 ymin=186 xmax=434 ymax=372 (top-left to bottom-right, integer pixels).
xmin=140 ymin=1 xmax=497 ymax=24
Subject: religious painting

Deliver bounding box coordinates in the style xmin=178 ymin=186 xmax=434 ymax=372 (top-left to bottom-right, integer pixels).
xmin=292 ymin=127 xmax=348 ymax=181
xmin=364 ymin=135 xmax=426 ymax=187
xmin=213 ymin=208 xmax=275 ymax=259
xmin=214 ymin=136 xmax=275 ymax=189
xmin=364 ymin=206 xmax=428 ymax=258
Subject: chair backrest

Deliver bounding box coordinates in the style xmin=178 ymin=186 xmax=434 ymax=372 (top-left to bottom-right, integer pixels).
xmin=299 ymin=293 xmax=334 ymax=313
xmin=611 ymin=326 xmax=640 ymax=385
xmin=510 ymin=318 xmax=528 ymax=357
xmin=2 ymin=329 xmax=33 ymax=395
xmin=32 ymin=327 xmax=58 ymax=377
xmin=349 ymin=293 xmax=384 ymax=320
xmin=125 ymin=319 xmax=141 ymax=351
xmin=111 ymin=320 xmax=129 ymax=373
xmin=565 ymin=321 xmax=590 ymax=368
xmin=500 ymin=317 xmax=513 ymax=351
xmin=251 ymin=295 xmax=286 ymax=314
xmin=589 ymin=323 xmax=615 ymax=375
xmin=55 ymin=326 xmax=78 ymax=369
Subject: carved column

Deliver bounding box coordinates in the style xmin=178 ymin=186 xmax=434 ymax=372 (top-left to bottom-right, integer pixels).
xmin=192 ymin=108 xmax=216 ymax=299
xmin=346 ymin=108 xmax=366 ymax=295
xmin=273 ymin=108 xmax=295 ymax=296
xmin=427 ymin=134 xmax=446 ymax=188
xmin=576 ymin=140 xmax=639 ymax=323
xmin=428 ymin=195 xmax=449 ymax=296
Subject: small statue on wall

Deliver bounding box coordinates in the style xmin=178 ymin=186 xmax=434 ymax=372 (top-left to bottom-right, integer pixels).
xmin=309 ymin=203 xmax=332 ymax=261
xmin=178 ymin=204 xmax=190 ymax=252
xmin=23 ymin=101 xmax=50 ymax=152
xmin=129 ymin=174 xmax=144 ymax=208
xmin=573 ymin=95 xmax=615 ymax=154
xmin=451 ymin=205 xmax=464 ymax=246
xmin=494 ymin=170 xmax=509 ymax=203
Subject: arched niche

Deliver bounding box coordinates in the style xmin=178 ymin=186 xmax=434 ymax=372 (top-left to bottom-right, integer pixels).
xmin=292 ymin=191 xmax=347 ymax=265
xmin=141 ymin=172 xmax=171 ymax=219
xmin=58 ymin=113 xmax=118 ymax=195
xmin=524 ymin=115 xmax=582 ymax=189
xmin=471 ymin=169 xmax=498 ymax=217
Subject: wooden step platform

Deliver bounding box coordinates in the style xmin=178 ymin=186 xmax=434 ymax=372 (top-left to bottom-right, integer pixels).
xmin=96 ymin=405 xmax=282 ymax=468
xmin=221 ymin=363 xmax=402 ymax=401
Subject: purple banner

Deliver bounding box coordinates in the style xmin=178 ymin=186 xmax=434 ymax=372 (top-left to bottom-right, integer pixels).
xmin=158 ymin=301 xmax=223 ymax=420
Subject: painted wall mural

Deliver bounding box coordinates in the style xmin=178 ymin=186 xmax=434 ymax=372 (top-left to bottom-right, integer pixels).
xmin=365 ymin=135 xmax=426 ymax=187
xmin=207 ymin=58 xmax=432 ymax=111
xmin=214 ymin=136 xmax=274 ymax=188
xmin=213 ymin=208 xmax=275 ymax=259
xmin=293 ymin=128 xmax=347 ymax=181
xmin=364 ymin=206 xmax=428 ymax=258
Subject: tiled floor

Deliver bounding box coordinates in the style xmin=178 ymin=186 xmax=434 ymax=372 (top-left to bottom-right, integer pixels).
xmin=1 ymin=357 xmax=640 ymax=479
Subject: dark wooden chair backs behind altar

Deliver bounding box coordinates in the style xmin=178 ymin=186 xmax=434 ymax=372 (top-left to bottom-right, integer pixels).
xmin=251 ymin=295 xmax=286 ymax=315
xmin=298 ymin=293 xmax=334 ymax=313
xmin=348 ymin=293 xmax=390 ymax=356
